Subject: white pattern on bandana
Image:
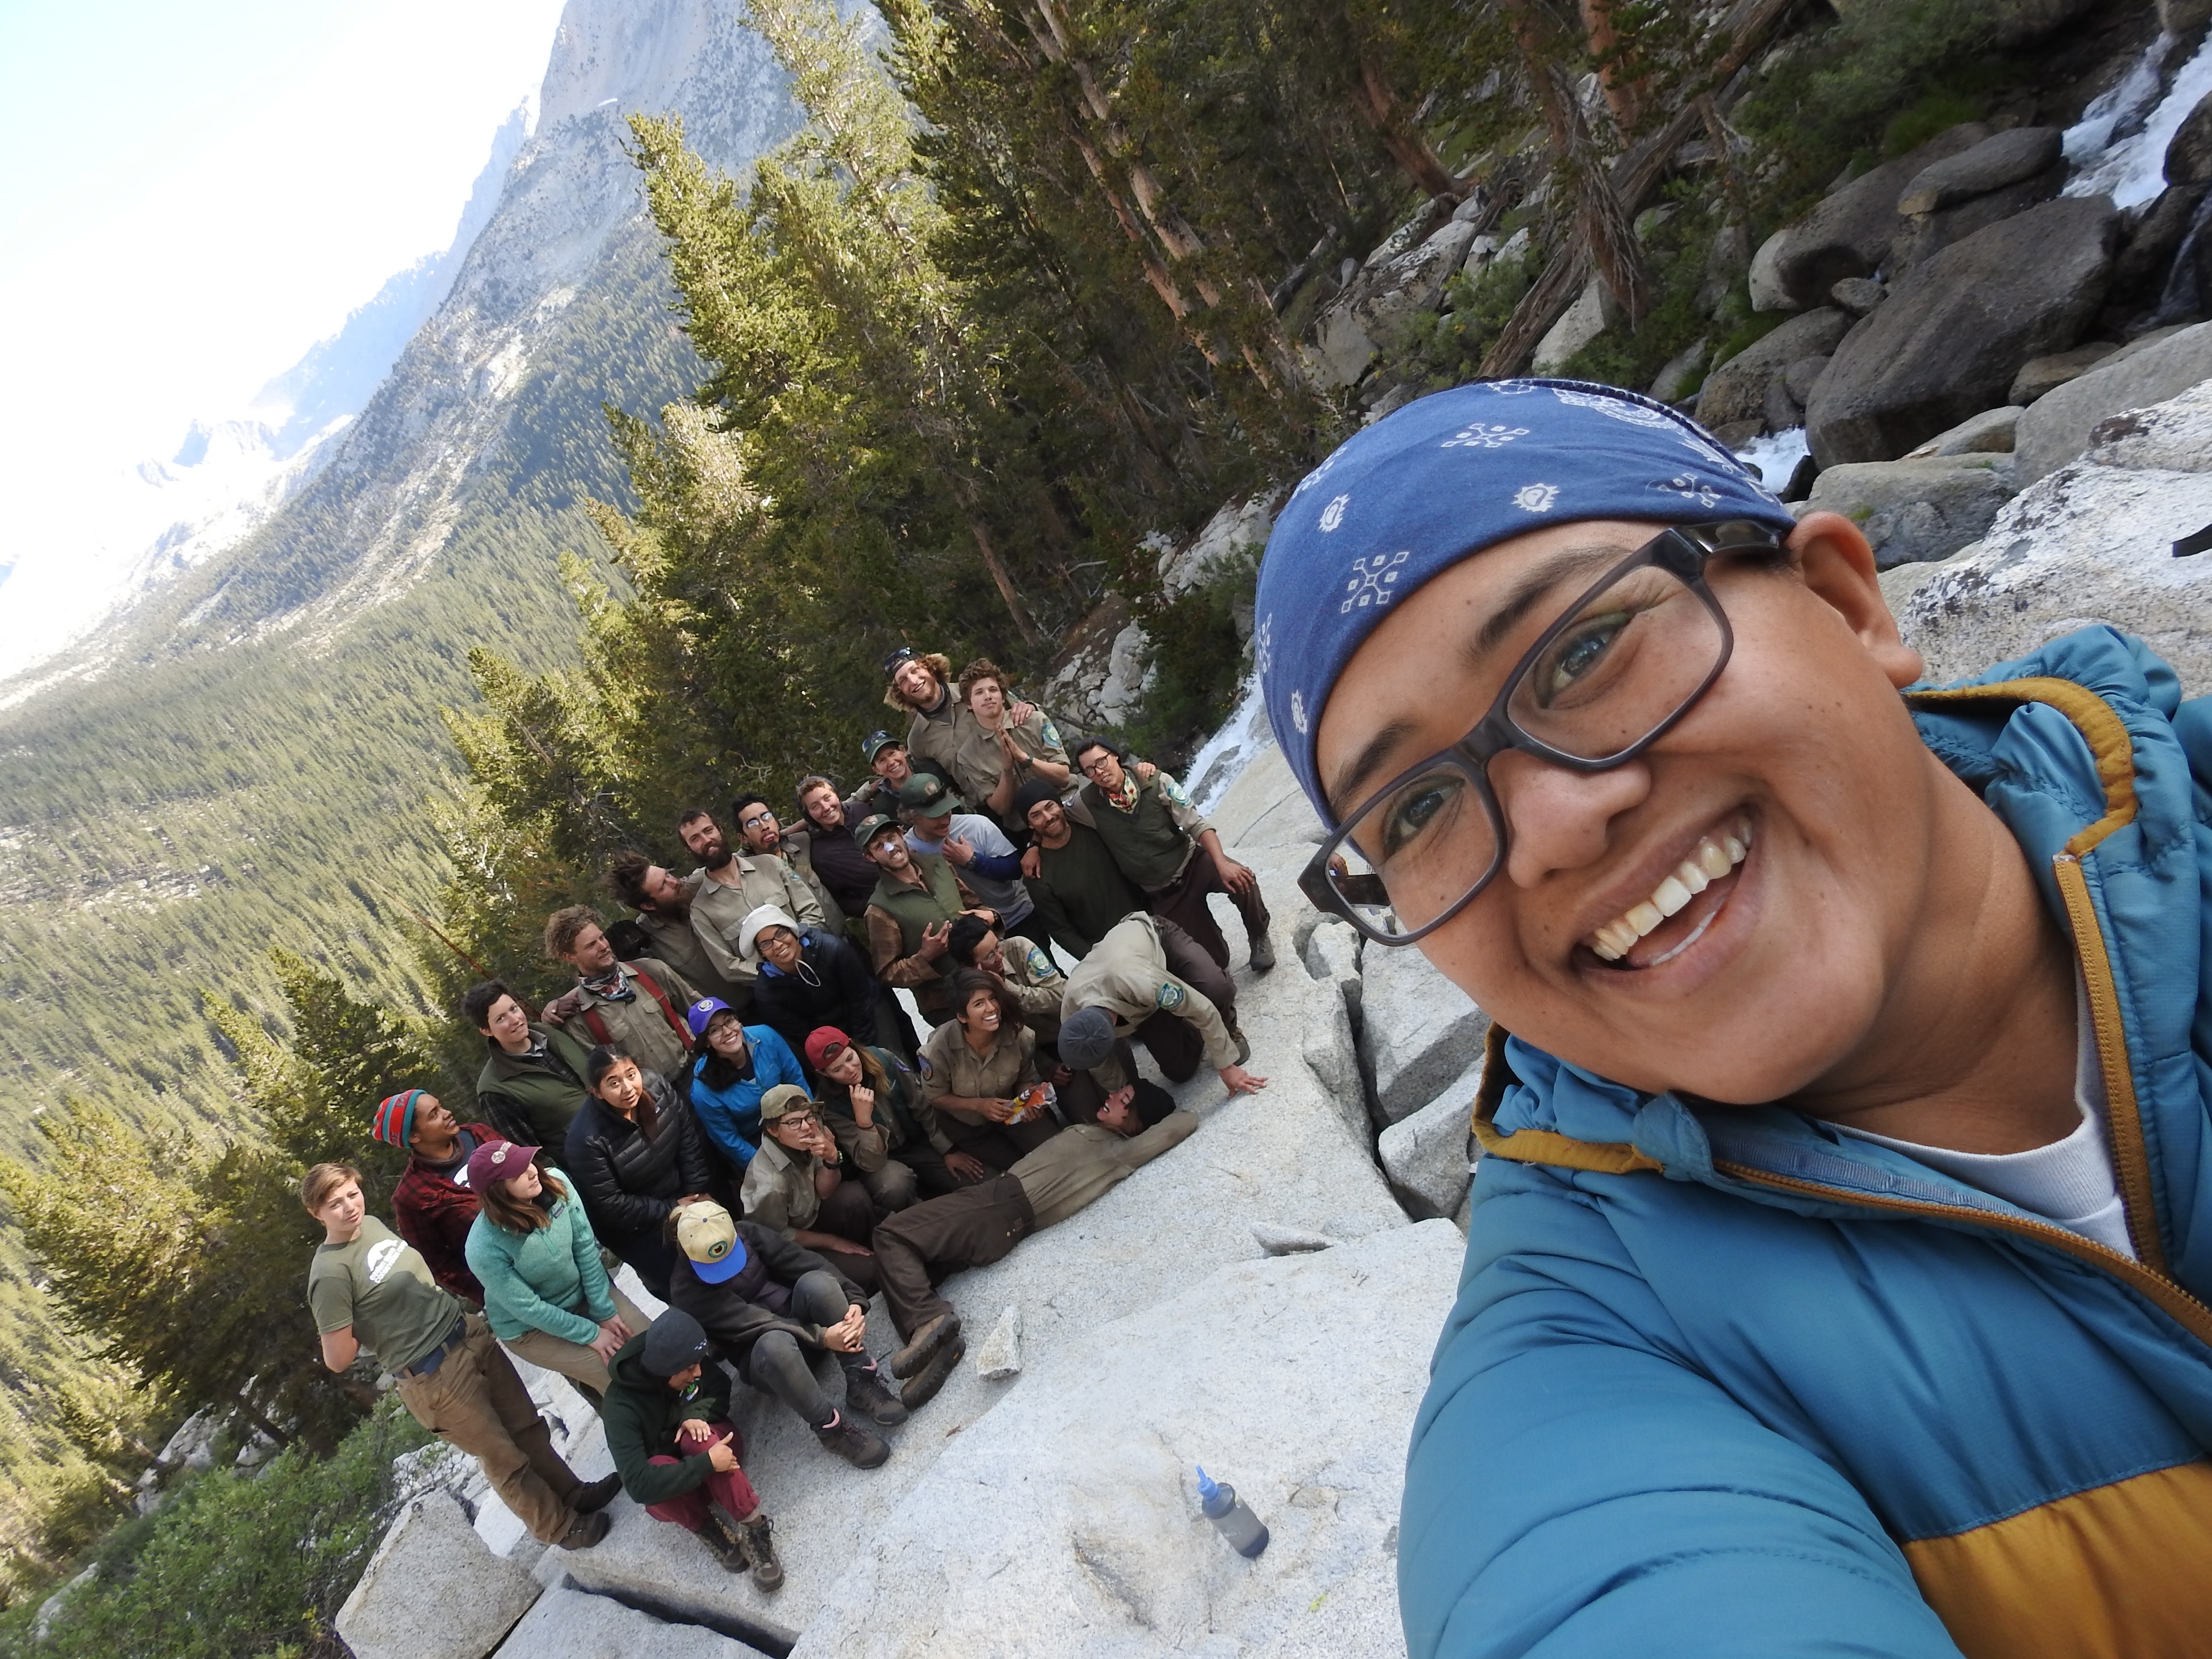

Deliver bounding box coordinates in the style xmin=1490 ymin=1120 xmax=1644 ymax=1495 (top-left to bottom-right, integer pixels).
xmin=1660 ymin=474 xmax=1725 ymax=508
xmin=1513 ymin=483 xmax=1560 ymax=513
xmin=1252 ymin=615 xmax=1274 ymax=680
xmin=1319 ymin=493 xmax=1349 ymax=532
xmin=1290 ymin=448 xmax=1340 ymax=498
xmin=1552 ymin=386 xmax=1672 ymax=427
xmin=1441 ymin=423 xmax=1529 ymax=450
xmin=1290 ymin=691 xmax=1309 ymax=734
xmin=1341 ymin=549 xmax=1410 ymax=612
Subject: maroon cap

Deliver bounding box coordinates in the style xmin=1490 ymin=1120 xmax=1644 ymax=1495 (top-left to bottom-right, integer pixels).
xmin=465 ymin=1138 xmax=540 ymax=1193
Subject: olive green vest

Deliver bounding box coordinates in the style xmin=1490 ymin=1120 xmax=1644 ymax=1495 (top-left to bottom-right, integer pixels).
xmin=869 ymin=852 xmax=965 ymax=954
xmin=1081 ymin=781 xmax=1195 ymax=891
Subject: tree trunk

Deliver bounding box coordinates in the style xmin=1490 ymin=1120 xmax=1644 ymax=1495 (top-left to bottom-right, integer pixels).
xmin=965 ymin=516 xmax=1043 ymax=645
xmin=1350 ymin=56 xmax=1467 ymax=199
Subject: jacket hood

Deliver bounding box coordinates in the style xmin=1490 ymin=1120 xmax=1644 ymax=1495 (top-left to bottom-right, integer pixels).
xmin=1485 ymin=626 xmax=2212 ymax=1279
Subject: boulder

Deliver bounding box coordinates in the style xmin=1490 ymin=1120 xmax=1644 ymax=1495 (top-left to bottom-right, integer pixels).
xmin=1757 ymin=123 xmax=1991 ymax=312
xmin=2009 ymin=343 xmax=2121 ymax=406
xmin=1358 ymin=937 xmax=1491 ymax=1125
xmin=1694 ymin=309 xmax=1852 ymax=431
xmin=1158 ymin=496 xmax=1275 ymax=595
xmin=493 ymin=1584 xmax=767 ymax=1659
xmin=337 ymin=1491 xmax=541 ymax=1659
xmin=1903 ymin=406 xmax=2021 ymax=457
xmin=1896 ymin=128 xmax=2063 ymax=217
xmin=1802 ymin=453 xmax=2019 ymax=568
xmin=1830 ymin=276 xmax=1887 ymax=317
xmin=1250 ymin=1222 xmax=1340 ymax=1255
xmin=1648 ymin=336 xmax=1709 ymax=404
xmin=1891 ymin=161 xmax=2065 ymax=272
xmin=1377 ymin=1058 xmax=1483 ymax=1221
xmin=1806 ymin=195 xmax=2118 ymax=466
xmin=784 ymin=1220 xmax=1463 ymax=1659
xmin=1311 ymin=219 xmax=1483 ymax=389
xmin=2014 ymin=320 xmax=2212 ymax=483
xmin=1894 ymin=380 xmax=2212 ymax=696
xmin=2169 ymin=91 xmax=2212 ymax=188
xmin=1532 ymin=276 xmax=1615 ymax=375
xmin=1783 ymin=354 xmax=1832 ymax=405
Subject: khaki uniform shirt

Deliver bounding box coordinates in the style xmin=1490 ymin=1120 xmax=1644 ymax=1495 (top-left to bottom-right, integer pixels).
xmin=739 ymin=1135 xmax=825 ymax=1237
xmin=575 ymin=957 xmax=701 ymax=1085
xmin=995 ymin=933 xmax=1067 ymax=1038
xmin=918 ymin=1017 xmax=1040 ymax=1128
xmin=1010 ymin=1113 xmax=1200 ymax=1229
xmin=777 ymin=830 xmax=842 ymax=926
xmin=633 ymin=871 xmax=745 ymax=1004
xmin=691 ymin=854 xmax=827 ymax=989
xmin=1060 ymin=914 xmax=1237 ymax=1077
xmin=907 ymin=688 xmax=1068 ymax=818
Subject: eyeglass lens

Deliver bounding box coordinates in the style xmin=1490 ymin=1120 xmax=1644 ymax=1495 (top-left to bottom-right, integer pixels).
xmin=1331 ymin=554 xmax=1726 ymax=937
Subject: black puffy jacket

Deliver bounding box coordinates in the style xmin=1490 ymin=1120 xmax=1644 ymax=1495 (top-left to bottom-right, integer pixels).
xmin=751 ymin=931 xmax=879 ymax=1061
xmin=563 ymin=1091 xmax=713 ymax=1249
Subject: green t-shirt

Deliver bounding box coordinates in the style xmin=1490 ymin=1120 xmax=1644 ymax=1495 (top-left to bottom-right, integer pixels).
xmin=306 ymin=1216 xmax=462 ymax=1373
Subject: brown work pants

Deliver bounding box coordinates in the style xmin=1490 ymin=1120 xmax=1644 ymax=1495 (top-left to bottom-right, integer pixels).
xmin=394 ymin=1312 xmax=583 ymax=1544
xmin=1145 ymin=846 xmax=1271 ymax=971
xmin=871 ymin=1176 xmax=1036 ymax=1340
xmin=1134 ymin=916 xmax=1241 ymax=1082
xmin=499 ymin=1285 xmax=652 ymax=1404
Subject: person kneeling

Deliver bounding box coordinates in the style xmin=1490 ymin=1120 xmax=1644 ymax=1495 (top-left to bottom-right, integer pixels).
xmin=669 ymin=1200 xmax=918 ymax=1469
xmin=602 ymin=1309 xmax=783 ymax=1591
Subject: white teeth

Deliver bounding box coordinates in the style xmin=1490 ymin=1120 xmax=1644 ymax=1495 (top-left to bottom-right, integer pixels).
xmin=1585 ymin=818 xmax=1753 ymax=963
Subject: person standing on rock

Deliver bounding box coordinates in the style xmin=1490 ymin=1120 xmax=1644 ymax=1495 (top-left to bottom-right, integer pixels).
xmin=793 ymin=775 xmax=884 ymax=925
xmin=1255 ymin=376 xmax=2212 ymax=1659
xmin=540 ymin=906 xmax=701 ymax=1089
xmin=857 ymin=811 xmax=978 ymax=1026
xmin=464 ymin=1138 xmax=649 ymax=1406
xmin=1015 ymin=780 xmax=1145 ymax=961
xmin=684 ymin=995 xmax=808 ymax=1174
xmin=738 ymin=1085 xmax=883 ymax=1293
xmin=605 ymin=852 xmax=746 ymax=1006
xmin=731 ymin=793 xmax=842 ymax=931
xmin=868 ymin=1086 xmax=1198 ymax=1401
xmin=807 ymin=1024 xmax=981 ymax=1201
xmin=1058 ymin=913 xmax=1268 ymax=1097
xmin=665 ymin=1199 xmax=915 ymax=1469
xmin=677 ymin=807 xmax=826 ymax=1010
xmin=373 ymin=1089 xmax=493 ymax=1305
xmin=899 ymin=772 xmax=1038 ymax=937
xmin=564 ymin=1047 xmax=716 ymax=1299
xmin=1067 ymin=734 xmax=1274 ymax=972
xmin=466 ymin=980 xmax=596 ymax=1153
xmin=601 ymin=1308 xmax=784 ymax=1590
xmin=302 ymin=1161 xmax=620 ymax=1551
xmin=884 ymin=649 xmax=1061 ymax=828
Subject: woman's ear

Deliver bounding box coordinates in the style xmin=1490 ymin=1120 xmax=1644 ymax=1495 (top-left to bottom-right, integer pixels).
xmin=1787 ymin=511 xmax=1925 ymax=689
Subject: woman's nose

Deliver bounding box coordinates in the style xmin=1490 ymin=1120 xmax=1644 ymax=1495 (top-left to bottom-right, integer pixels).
xmin=1489 ymin=751 xmax=1652 ymax=888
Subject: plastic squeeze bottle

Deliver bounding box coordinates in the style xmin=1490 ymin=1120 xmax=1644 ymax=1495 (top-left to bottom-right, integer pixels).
xmin=1195 ymin=1466 xmax=1270 ymax=1558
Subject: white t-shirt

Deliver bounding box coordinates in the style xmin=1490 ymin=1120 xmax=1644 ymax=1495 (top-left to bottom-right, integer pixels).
xmin=1828 ymin=983 xmax=2134 ymax=1259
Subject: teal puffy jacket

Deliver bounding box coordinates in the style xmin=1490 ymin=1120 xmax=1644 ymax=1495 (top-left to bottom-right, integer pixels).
xmin=1404 ymin=627 xmax=2212 ymax=1659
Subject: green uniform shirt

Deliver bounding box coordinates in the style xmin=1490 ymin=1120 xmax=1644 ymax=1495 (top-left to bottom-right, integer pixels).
xmin=1025 ymin=823 xmax=1144 ymax=959
xmin=306 ymin=1216 xmax=462 ymax=1372
xmin=1080 ymin=771 xmax=1206 ymax=891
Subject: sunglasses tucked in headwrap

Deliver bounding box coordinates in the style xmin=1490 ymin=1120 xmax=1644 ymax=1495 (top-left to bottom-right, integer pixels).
xmin=1252 ymin=379 xmax=1796 ymax=829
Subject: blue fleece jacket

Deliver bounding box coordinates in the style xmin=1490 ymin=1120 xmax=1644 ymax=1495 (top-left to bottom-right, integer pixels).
xmin=688 ymin=1024 xmax=806 ymax=1169
xmin=1404 ymin=628 xmax=2212 ymax=1659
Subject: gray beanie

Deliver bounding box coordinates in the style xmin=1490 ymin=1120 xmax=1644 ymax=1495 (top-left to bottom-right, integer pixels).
xmin=1057 ymin=1006 xmax=1117 ymax=1071
xmin=642 ymin=1308 xmax=711 ymax=1377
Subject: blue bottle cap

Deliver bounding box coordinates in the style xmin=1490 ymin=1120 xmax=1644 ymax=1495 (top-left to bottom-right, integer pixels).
xmin=1196 ymin=1466 xmax=1220 ymax=1503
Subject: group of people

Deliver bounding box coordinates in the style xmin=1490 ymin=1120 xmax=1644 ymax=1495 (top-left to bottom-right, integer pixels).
xmin=302 ymin=648 xmax=1276 ymax=1590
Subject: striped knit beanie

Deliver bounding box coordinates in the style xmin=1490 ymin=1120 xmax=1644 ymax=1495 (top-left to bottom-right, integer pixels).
xmin=372 ymin=1090 xmax=426 ymax=1148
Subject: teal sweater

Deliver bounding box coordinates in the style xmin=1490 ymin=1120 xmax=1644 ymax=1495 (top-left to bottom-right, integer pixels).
xmin=462 ymin=1169 xmax=615 ymax=1345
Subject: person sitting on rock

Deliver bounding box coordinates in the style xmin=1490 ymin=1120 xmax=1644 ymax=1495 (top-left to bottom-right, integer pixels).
xmin=464 ymin=1138 xmax=649 ymax=1406
xmin=665 ymin=1199 xmax=914 ymax=1469
xmin=466 ymin=980 xmax=595 ymax=1153
xmin=678 ymin=806 xmax=827 ymax=1010
xmin=1067 ymin=733 xmax=1274 ymax=973
xmin=373 ymin=1089 xmax=493 ymax=1304
xmin=945 ymin=911 xmax=1065 ymax=1043
xmin=742 ymin=904 xmax=882 ymax=1061
xmin=868 ymin=1085 xmax=1197 ymax=1402
xmin=565 ymin=1047 xmax=715 ymax=1299
xmin=540 ymin=905 xmax=701 ymax=1090
xmin=738 ymin=1084 xmax=882 ymax=1292
xmin=606 ymin=851 xmax=746 ymax=1005
xmin=601 ymin=1308 xmax=783 ymax=1590
xmin=1250 ymin=376 xmax=2212 ymax=1659
xmin=303 ymin=1161 xmax=621 ymax=1552
xmin=1058 ymin=913 xmax=1268 ymax=1098
xmin=808 ymin=1024 xmax=979 ymax=1201
xmin=1015 ymin=779 xmax=1145 ymax=962
xmin=685 ymin=995 xmax=808 ymax=1175
xmin=919 ymin=969 xmax=1067 ymax=1170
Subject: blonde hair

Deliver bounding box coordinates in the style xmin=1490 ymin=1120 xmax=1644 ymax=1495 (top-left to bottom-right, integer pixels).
xmin=543 ymin=904 xmax=603 ymax=961
xmin=300 ymin=1162 xmax=361 ymax=1215
xmin=883 ymin=651 xmax=952 ymax=713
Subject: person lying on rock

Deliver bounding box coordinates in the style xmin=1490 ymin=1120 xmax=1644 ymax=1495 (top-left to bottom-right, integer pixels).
xmin=918 ymin=969 xmax=1067 ymax=1170
xmin=738 ymin=1084 xmax=882 ymax=1293
xmin=601 ymin=1308 xmax=783 ymax=1590
xmin=464 ymin=1138 xmax=648 ymax=1406
xmin=372 ymin=1089 xmax=493 ymax=1305
xmin=869 ymin=1082 xmax=1193 ymax=1404
xmin=1253 ymin=375 xmax=2212 ymax=1659
xmin=666 ymin=1199 xmax=914 ymax=1469
xmin=302 ymin=1161 xmax=620 ymax=1552
xmin=685 ymin=995 xmax=807 ymax=1175
xmin=1058 ymin=912 xmax=1267 ymax=1097
xmin=805 ymin=1023 xmax=969 ymax=1203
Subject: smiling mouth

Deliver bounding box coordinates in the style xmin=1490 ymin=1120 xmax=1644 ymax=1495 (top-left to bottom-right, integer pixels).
xmin=1585 ymin=817 xmax=1751 ymax=970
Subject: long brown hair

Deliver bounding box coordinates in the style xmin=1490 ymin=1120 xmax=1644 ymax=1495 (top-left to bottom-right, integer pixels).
xmin=479 ymin=1161 xmax=569 ymax=1234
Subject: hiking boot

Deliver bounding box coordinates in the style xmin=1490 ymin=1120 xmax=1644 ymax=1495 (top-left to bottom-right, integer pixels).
xmin=1229 ymin=1024 xmax=1252 ymax=1066
xmin=898 ymin=1335 xmax=966 ymax=1409
xmin=1247 ymin=933 xmax=1276 ymax=972
xmin=842 ymin=1361 xmax=909 ymax=1426
xmin=692 ymin=1517 xmax=747 ymax=1574
xmin=814 ymin=1411 xmax=891 ymax=1469
xmin=888 ymin=1312 xmax=961 ymax=1379
xmin=556 ymin=1508 xmax=612 ymax=1550
xmin=733 ymin=1511 xmax=784 ymax=1591
xmin=573 ymin=1473 xmax=623 ymax=1514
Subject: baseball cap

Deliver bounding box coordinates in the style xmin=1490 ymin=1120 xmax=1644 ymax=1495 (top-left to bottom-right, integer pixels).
xmin=862 ymin=730 xmax=902 ymax=763
xmin=685 ymin=997 xmax=735 ymax=1040
xmin=897 ymin=773 xmax=964 ymax=817
xmin=675 ymin=1200 xmax=751 ymax=1284
xmin=852 ymin=812 xmax=902 ymax=850
xmin=881 ymin=645 xmax=920 ymax=677
xmin=466 ymin=1138 xmax=539 ymax=1193
xmin=804 ymin=1026 xmax=852 ymax=1071
xmin=759 ymin=1083 xmax=819 ymax=1123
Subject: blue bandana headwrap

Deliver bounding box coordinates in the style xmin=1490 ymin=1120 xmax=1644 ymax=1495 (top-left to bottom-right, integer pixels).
xmin=1253 ymin=378 xmax=1796 ymax=827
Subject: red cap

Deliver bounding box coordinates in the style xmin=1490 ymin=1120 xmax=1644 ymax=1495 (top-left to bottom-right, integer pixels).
xmin=804 ymin=1027 xmax=852 ymax=1071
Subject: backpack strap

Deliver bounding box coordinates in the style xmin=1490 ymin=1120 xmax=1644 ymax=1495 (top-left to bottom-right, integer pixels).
xmin=579 ymin=1006 xmax=615 ymax=1048
xmin=629 ymin=968 xmax=692 ymax=1043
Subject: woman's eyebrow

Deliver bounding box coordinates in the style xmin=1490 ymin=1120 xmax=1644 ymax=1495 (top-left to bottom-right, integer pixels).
xmin=1328 ymin=718 xmax=1424 ymax=817
xmin=1469 ymin=543 xmax=1629 ymax=661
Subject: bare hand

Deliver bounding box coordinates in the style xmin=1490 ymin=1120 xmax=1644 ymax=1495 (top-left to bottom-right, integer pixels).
xmin=822 ymin=1305 xmax=866 ymax=1352
xmin=945 ymin=1152 xmax=990 ymax=1183
xmin=679 ymin=1418 xmax=715 ymax=1443
xmin=588 ymin=1321 xmax=627 ymax=1363
xmin=920 ymin=920 xmax=951 ymax=960
xmin=942 ymin=835 xmax=975 ymax=867
xmin=1134 ymin=760 xmax=1157 ymax=785
xmin=849 ymin=1083 xmax=876 ymax=1125
xmin=1220 ymin=1064 xmax=1270 ymax=1095
xmin=1020 ymin=844 xmax=1042 ymax=880
xmin=981 ymin=1096 xmax=1025 ymax=1123
xmin=1009 ymin=700 xmax=1037 ymax=726
xmin=1218 ymin=857 xmax=1259 ymax=898
xmin=707 ymin=1432 xmax=740 ymax=1474
xmin=817 ymin=1236 xmax=873 ymax=1257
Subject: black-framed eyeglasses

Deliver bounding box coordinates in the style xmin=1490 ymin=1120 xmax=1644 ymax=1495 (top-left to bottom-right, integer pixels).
xmin=1300 ymin=520 xmax=1782 ymax=947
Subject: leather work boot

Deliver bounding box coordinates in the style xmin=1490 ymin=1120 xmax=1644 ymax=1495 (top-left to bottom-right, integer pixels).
xmin=692 ymin=1517 xmax=747 ymax=1574
xmin=898 ymin=1335 xmax=966 ymax=1409
xmin=1230 ymin=1024 xmax=1252 ymax=1066
xmin=814 ymin=1411 xmax=892 ymax=1469
xmin=1248 ymin=933 xmax=1276 ymax=972
xmin=734 ymin=1511 xmax=784 ymax=1591
xmin=888 ymin=1312 xmax=962 ymax=1379
xmin=557 ymin=1508 xmax=612 ymax=1550
xmin=573 ymin=1473 xmax=623 ymax=1513
xmin=843 ymin=1361 xmax=910 ymax=1425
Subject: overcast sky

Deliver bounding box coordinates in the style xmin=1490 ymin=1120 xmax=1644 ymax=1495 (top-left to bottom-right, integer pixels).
xmin=0 ymin=0 xmax=568 ymax=661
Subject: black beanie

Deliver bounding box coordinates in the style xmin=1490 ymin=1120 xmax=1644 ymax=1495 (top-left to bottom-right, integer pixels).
xmin=642 ymin=1309 xmax=711 ymax=1377
xmin=1013 ymin=779 xmax=1062 ymax=819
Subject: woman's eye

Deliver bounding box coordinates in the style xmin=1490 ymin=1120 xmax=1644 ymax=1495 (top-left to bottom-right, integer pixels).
xmin=1537 ymin=610 xmax=1630 ymax=702
xmin=1381 ymin=775 xmax=1460 ymax=858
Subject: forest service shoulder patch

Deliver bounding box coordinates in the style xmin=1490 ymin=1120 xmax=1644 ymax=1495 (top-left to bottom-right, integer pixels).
xmin=1156 ymin=981 xmax=1185 ymax=1011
